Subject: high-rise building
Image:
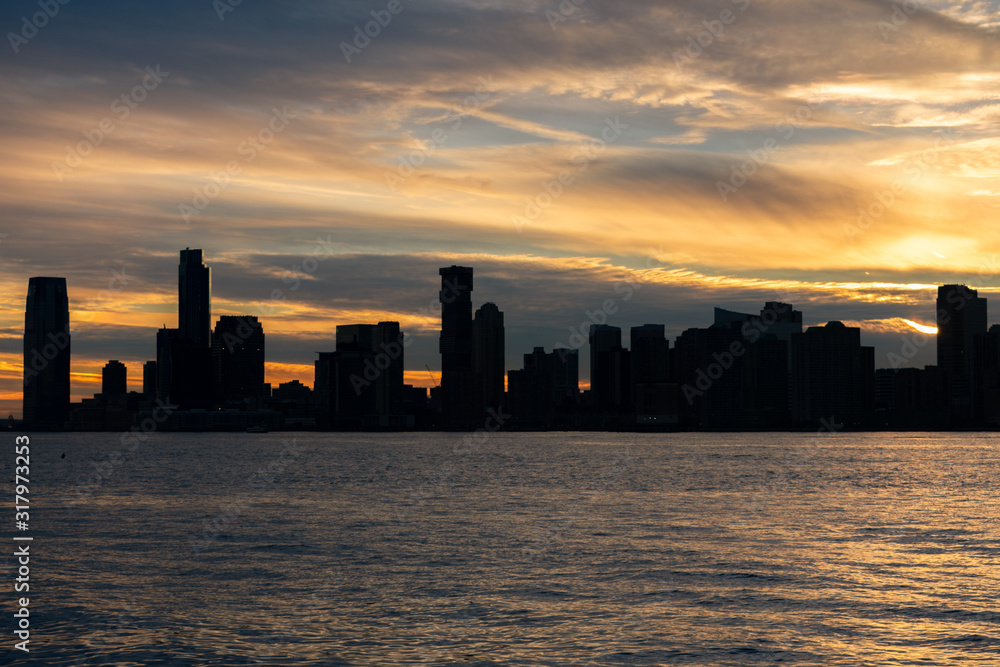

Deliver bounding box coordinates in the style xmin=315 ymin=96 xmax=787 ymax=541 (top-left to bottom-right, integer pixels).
xmin=102 ymin=360 xmax=127 ymax=396
xmin=174 ymin=249 xmax=213 ymax=408
xmin=211 ymin=315 xmax=266 ymax=406
xmin=473 ymin=302 xmax=505 ymax=416
xmin=23 ymin=277 xmax=71 ymax=430
xmin=179 ymin=248 xmax=211 ymax=348
xmin=630 ymin=324 xmax=675 ymax=424
xmin=314 ymin=321 xmax=406 ymax=428
xmin=589 ymin=324 xmax=624 ymax=412
xmin=791 ymin=321 xmax=874 ymax=427
xmin=937 ymin=284 xmax=987 ymax=422
xmin=439 ymin=266 xmax=475 ymax=427
xmin=155 ymin=327 xmax=178 ymax=403
xmin=142 ymin=360 xmax=158 ymax=397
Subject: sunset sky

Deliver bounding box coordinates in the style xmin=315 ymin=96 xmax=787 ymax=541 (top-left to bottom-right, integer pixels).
xmin=1 ymin=0 xmax=998 ymax=417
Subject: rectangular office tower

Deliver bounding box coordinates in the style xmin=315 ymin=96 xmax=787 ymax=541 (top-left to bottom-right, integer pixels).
xmin=23 ymin=277 xmax=71 ymax=430
xmin=937 ymin=284 xmax=987 ymax=423
xmin=179 ymin=248 xmax=211 ymax=347
xmin=212 ymin=315 xmax=266 ymax=407
xmin=439 ymin=266 xmax=475 ymax=427
xmin=473 ymin=302 xmax=505 ymax=416
xmin=174 ymin=249 xmax=213 ymax=408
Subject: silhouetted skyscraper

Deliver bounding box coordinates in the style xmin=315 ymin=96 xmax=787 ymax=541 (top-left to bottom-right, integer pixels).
xmin=314 ymin=321 xmax=406 ymax=428
xmin=143 ymin=360 xmax=157 ymax=397
xmin=791 ymin=321 xmax=874 ymax=427
xmin=212 ymin=315 xmax=265 ymax=406
xmin=23 ymin=277 xmax=71 ymax=430
xmin=937 ymin=284 xmax=987 ymax=422
xmin=102 ymin=360 xmax=127 ymax=396
xmin=179 ymin=248 xmax=211 ymax=348
xmin=473 ymin=302 xmax=505 ymax=416
xmin=630 ymin=324 xmax=675 ymax=424
xmin=174 ymin=249 xmax=213 ymax=408
xmin=589 ymin=324 xmax=624 ymax=412
xmin=155 ymin=327 xmax=178 ymax=403
xmin=439 ymin=266 xmax=475 ymax=427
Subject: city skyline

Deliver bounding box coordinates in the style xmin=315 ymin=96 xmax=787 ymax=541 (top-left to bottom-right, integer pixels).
xmin=2 ymin=1 xmax=999 ymax=418
xmin=9 ymin=249 xmax=1000 ymax=420
xmin=15 ymin=247 xmax=1000 ymax=430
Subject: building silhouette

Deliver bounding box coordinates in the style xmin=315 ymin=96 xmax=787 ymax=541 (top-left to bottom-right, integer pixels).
xmin=630 ymin=324 xmax=676 ymax=425
xmin=23 ymin=277 xmax=71 ymax=430
xmin=791 ymin=321 xmax=874 ymax=427
xmin=212 ymin=315 xmax=266 ymax=407
xmin=315 ymin=321 xmax=407 ymax=429
xmin=102 ymin=360 xmax=127 ymax=396
xmin=142 ymin=360 xmax=157 ymax=397
xmin=439 ymin=266 xmax=475 ymax=427
xmin=508 ymin=346 xmax=579 ymax=427
xmin=173 ymin=249 xmax=213 ymax=408
xmin=473 ymin=302 xmax=505 ymax=417
xmin=937 ymin=284 xmax=987 ymax=423
xmin=179 ymin=248 xmax=211 ymax=347
xmin=155 ymin=327 xmax=178 ymax=403
xmin=589 ymin=324 xmax=627 ymax=413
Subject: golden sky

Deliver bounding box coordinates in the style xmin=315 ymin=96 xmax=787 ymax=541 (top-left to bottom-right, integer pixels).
xmin=1 ymin=0 xmax=998 ymax=416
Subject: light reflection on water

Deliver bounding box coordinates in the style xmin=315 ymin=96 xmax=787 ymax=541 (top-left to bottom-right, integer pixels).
xmin=11 ymin=432 xmax=1000 ymax=665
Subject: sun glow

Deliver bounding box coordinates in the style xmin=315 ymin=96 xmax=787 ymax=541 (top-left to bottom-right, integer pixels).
xmin=902 ymin=319 xmax=938 ymax=335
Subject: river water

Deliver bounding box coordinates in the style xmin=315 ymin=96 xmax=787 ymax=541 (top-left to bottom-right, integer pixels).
xmin=8 ymin=431 xmax=1000 ymax=665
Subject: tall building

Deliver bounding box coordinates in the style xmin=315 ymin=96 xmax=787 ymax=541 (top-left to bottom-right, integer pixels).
xmin=552 ymin=347 xmax=580 ymax=406
xmin=439 ymin=266 xmax=475 ymax=427
xmin=173 ymin=249 xmax=213 ymax=408
xmin=937 ymin=284 xmax=987 ymax=423
xmin=314 ymin=321 xmax=406 ymax=428
xmin=179 ymin=248 xmax=211 ymax=347
xmin=473 ymin=302 xmax=505 ymax=416
xmin=102 ymin=360 xmax=127 ymax=396
xmin=791 ymin=321 xmax=874 ymax=427
xmin=211 ymin=315 xmax=266 ymax=406
xmin=155 ymin=327 xmax=178 ymax=403
xmin=23 ymin=277 xmax=71 ymax=430
xmin=142 ymin=360 xmax=158 ymax=397
xmin=589 ymin=324 xmax=625 ymax=413
xmin=630 ymin=324 xmax=675 ymax=424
